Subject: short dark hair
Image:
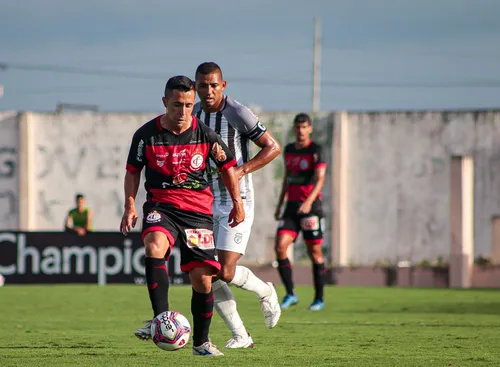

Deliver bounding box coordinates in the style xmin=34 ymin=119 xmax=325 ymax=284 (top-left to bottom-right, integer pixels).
xmin=164 ymin=75 xmax=195 ymax=97
xmin=293 ymin=113 xmax=312 ymax=125
xmin=195 ymin=62 xmax=223 ymax=78
xmin=75 ymin=194 xmax=84 ymax=200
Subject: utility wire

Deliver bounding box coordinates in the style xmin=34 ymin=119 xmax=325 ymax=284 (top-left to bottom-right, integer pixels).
xmin=2 ymin=61 xmax=500 ymax=88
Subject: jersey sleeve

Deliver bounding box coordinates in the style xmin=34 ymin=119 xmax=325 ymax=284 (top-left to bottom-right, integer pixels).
xmin=126 ymin=131 xmax=146 ymax=173
xmin=223 ymin=96 xmax=267 ymax=141
xmin=314 ymin=144 xmax=327 ymax=169
xmin=206 ymin=128 xmax=236 ymax=171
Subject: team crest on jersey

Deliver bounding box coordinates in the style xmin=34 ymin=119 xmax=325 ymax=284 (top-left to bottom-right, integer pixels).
xmin=212 ymin=143 xmax=227 ymax=162
xmin=156 ymin=160 xmax=165 ymax=167
xmin=300 ymin=159 xmax=309 ymax=170
xmin=146 ymin=211 xmax=161 ymax=223
xmin=185 ymin=229 xmax=215 ymax=249
xmin=190 ymin=153 xmax=204 ymax=170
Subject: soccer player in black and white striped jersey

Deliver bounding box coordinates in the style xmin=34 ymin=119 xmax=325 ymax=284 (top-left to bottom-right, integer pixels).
xmin=193 ymin=62 xmax=282 ymax=349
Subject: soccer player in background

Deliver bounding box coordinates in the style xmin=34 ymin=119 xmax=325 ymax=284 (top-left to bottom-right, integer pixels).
xmin=193 ymin=62 xmax=282 ymax=348
xmin=123 ymin=76 xmax=244 ymax=356
xmin=65 ymin=194 xmax=92 ymax=236
xmin=274 ymin=113 xmax=327 ymax=311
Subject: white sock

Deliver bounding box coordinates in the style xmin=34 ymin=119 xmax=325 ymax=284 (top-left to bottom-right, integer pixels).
xmin=230 ymin=265 xmax=272 ymax=298
xmin=212 ymin=280 xmax=247 ymax=339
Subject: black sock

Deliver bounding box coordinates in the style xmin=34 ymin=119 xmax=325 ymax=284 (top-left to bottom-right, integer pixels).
xmin=191 ymin=289 xmax=214 ymax=347
xmin=313 ymin=262 xmax=325 ymax=302
xmin=277 ymin=258 xmax=295 ymax=295
xmin=145 ymin=257 xmax=170 ymax=317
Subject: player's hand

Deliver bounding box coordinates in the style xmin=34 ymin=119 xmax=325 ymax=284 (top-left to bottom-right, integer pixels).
xmin=228 ymin=201 xmax=245 ymax=227
xmin=274 ymin=207 xmax=282 ymax=221
xmin=75 ymin=227 xmax=87 ymax=236
xmin=233 ymin=166 xmax=246 ymax=181
xmin=120 ymin=207 xmax=138 ymax=236
xmin=297 ymin=201 xmax=312 ymax=215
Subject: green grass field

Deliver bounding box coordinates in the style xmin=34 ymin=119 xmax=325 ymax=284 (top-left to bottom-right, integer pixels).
xmin=1 ymin=285 xmax=500 ymax=366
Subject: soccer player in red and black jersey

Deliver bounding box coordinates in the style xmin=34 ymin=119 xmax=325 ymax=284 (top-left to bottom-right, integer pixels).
xmin=274 ymin=113 xmax=327 ymax=311
xmin=120 ymin=75 xmax=244 ymax=356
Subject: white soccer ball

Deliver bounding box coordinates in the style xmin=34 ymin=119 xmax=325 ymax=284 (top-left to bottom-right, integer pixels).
xmin=151 ymin=311 xmax=191 ymax=351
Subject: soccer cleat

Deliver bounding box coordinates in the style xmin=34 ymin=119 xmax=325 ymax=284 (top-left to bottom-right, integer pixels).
xmin=307 ymin=299 xmax=325 ymax=311
xmin=280 ymin=294 xmax=299 ymax=309
xmin=134 ymin=319 xmax=152 ymax=340
xmin=193 ymin=341 xmax=224 ymax=356
xmin=260 ymin=282 xmax=281 ymax=328
xmin=225 ymin=333 xmax=254 ymax=349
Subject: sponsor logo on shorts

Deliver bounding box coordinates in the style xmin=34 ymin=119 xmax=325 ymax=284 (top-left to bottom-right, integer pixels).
xmin=185 ymin=229 xmax=215 ymax=250
xmin=146 ymin=211 xmax=161 ymax=223
xmin=300 ymin=216 xmax=320 ymax=231
xmin=234 ymin=233 xmax=243 ymax=244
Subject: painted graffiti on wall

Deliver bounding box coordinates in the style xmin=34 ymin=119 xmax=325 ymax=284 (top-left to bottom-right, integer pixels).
xmin=30 ymin=113 xmax=153 ymax=231
xmin=0 ymin=113 xmax=19 ymax=229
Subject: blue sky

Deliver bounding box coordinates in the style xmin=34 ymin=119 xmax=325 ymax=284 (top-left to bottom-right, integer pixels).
xmin=1 ymin=0 xmax=499 ymax=112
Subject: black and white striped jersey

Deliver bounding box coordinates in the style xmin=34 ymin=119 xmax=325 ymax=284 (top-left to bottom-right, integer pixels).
xmin=193 ymin=95 xmax=267 ymax=205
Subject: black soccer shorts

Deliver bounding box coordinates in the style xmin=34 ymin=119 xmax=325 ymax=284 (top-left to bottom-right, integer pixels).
xmin=141 ymin=202 xmax=220 ymax=274
xmin=277 ymin=202 xmax=324 ymax=245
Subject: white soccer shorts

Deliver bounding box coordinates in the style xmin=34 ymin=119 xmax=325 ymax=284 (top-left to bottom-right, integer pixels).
xmin=212 ymin=201 xmax=254 ymax=255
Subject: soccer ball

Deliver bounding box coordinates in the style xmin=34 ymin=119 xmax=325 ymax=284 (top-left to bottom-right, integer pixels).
xmin=151 ymin=311 xmax=191 ymax=351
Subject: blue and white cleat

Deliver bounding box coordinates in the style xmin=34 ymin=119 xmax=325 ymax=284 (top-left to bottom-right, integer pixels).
xmin=280 ymin=294 xmax=299 ymax=309
xmin=193 ymin=341 xmax=224 ymax=356
xmin=307 ymin=299 xmax=325 ymax=311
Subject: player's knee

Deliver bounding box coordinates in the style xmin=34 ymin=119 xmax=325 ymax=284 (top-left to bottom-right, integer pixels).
xmin=144 ymin=241 xmax=166 ymax=258
xmin=144 ymin=232 xmax=169 ymax=257
xmin=217 ymin=267 xmax=235 ymax=283
xmin=275 ymin=241 xmax=288 ymax=258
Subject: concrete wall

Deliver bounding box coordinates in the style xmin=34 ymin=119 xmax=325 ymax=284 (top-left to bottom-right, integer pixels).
xmin=342 ymin=111 xmax=500 ymax=265
xmin=27 ymin=112 xmax=155 ymax=231
xmin=2 ymin=109 xmax=500 ymax=265
xmin=0 ymin=112 xmax=19 ymax=230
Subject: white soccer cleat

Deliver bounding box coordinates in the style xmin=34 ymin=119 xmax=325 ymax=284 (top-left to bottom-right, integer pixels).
xmin=224 ymin=333 xmax=254 ymax=349
xmin=134 ymin=320 xmax=152 ymax=340
xmin=260 ymin=282 xmax=281 ymax=328
xmin=193 ymin=341 xmax=224 ymax=356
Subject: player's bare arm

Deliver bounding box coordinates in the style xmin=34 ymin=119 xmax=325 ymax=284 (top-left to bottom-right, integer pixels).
xmin=220 ymin=166 xmax=245 ymax=227
xmin=120 ymin=170 xmax=141 ymax=235
xmin=297 ymin=166 xmax=327 ymax=215
xmin=85 ymin=209 xmax=93 ymax=232
xmin=274 ymin=174 xmax=289 ymax=220
xmin=234 ymin=130 xmax=281 ymax=180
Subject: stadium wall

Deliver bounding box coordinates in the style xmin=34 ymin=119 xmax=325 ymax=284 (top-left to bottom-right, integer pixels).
xmin=1 ymin=110 xmax=500 ymax=267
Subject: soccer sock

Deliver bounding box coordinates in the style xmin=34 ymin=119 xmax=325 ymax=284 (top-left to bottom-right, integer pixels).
xmin=212 ymin=280 xmax=248 ymax=339
xmin=191 ymin=289 xmax=214 ymax=347
xmin=230 ymin=266 xmax=272 ymax=298
xmin=277 ymin=258 xmax=295 ymax=295
xmin=145 ymin=257 xmax=170 ymax=317
xmin=313 ymin=262 xmax=325 ymax=302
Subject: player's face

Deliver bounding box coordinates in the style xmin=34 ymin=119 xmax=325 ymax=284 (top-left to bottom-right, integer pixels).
xmin=76 ymin=197 xmax=85 ymax=210
xmin=293 ymin=121 xmax=312 ymax=142
xmin=162 ymin=89 xmax=196 ymax=126
xmin=195 ymin=72 xmax=226 ymax=110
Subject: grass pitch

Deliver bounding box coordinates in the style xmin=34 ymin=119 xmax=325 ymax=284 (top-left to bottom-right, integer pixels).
xmin=1 ymin=284 xmax=499 ymax=366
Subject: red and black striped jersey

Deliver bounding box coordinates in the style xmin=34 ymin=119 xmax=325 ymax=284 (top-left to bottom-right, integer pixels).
xmin=126 ymin=115 xmax=236 ymax=215
xmin=284 ymin=141 xmax=327 ymax=203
